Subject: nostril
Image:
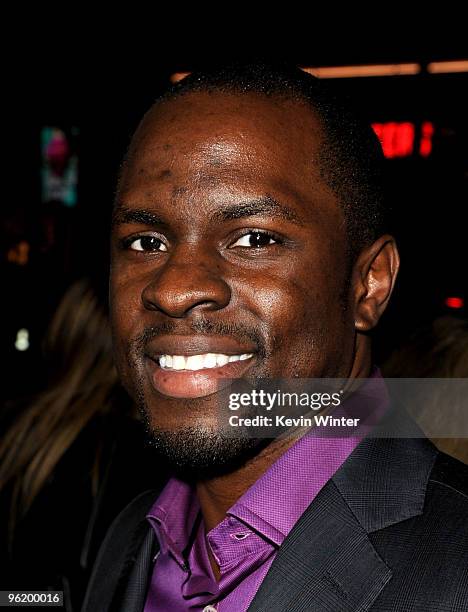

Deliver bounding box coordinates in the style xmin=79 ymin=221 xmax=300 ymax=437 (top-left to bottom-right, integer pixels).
xmin=142 ymin=289 xmax=231 ymax=318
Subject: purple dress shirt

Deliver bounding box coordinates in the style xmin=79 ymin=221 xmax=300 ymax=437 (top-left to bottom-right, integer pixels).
xmin=144 ymin=369 xmax=388 ymax=611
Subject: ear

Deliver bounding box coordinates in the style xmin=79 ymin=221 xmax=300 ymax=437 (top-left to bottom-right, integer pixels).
xmin=353 ymin=235 xmax=400 ymax=332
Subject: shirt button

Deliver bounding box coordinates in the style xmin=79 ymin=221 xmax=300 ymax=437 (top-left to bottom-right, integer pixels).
xmin=203 ymin=606 xmax=217 ymax=612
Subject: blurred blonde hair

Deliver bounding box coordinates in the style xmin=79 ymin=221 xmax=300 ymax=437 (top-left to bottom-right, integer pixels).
xmin=383 ymin=315 xmax=468 ymax=464
xmin=0 ymin=278 xmax=121 ymax=540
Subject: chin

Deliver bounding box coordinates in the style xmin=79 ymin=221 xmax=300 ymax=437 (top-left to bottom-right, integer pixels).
xmin=140 ymin=407 xmax=270 ymax=480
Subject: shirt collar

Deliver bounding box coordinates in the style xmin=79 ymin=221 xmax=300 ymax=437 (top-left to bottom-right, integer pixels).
xmin=225 ymin=366 xmax=389 ymax=545
xmin=147 ymin=478 xmax=200 ymax=565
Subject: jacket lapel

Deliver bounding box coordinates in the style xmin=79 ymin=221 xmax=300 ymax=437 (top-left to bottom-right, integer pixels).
xmin=332 ymin=434 xmax=437 ymax=533
xmin=113 ymin=526 xmax=158 ymax=612
xmin=249 ymin=409 xmax=438 ymax=612
xmin=81 ymin=490 xmax=160 ymax=612
xmin=247 ymin=478 xmax=392 ymax=612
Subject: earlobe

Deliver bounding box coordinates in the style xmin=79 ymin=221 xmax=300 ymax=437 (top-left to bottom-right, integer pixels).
xmin=353 ymin=235 xmax=400 ymax=332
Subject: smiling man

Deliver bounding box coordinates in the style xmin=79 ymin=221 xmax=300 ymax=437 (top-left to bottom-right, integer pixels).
xmin=82 ymin=62 xmax=468 ymax=612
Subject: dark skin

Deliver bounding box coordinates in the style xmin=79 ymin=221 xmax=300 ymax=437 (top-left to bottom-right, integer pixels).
xmin=110 ymin=91 xmax=399 ymax=580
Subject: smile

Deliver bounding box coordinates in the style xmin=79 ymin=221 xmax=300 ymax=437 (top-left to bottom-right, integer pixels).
xmin=159 ymin=353 xmax=254 ymax=371
xmin=144 ymin=335 xmax=258 ymax=399
xmin=146 ymin=352 xmax=256 ymax=399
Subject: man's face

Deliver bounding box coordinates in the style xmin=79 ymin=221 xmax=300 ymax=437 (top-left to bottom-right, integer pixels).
xmin=110 ymin=92 xmax=356 ymax=473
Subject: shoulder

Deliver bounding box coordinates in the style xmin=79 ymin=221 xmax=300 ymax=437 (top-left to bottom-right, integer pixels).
xmin=422 ymin=449 xmax=468 ymax=533
xmin=368 ymin=450 xmax=468 ymax=609
xmin=428 ymin=449 xmax=468 ymax=501
xmin=417 ymin=449 xmax=468 ymax=536
xmin=105 ymin=488 xmax=161 ymax=534
xmin=374 ymin=447 xmax=468 ymax=555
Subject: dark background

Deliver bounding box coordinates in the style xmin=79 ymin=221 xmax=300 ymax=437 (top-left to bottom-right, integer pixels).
xmin=3 ymin=41 xmax=468 ymax=400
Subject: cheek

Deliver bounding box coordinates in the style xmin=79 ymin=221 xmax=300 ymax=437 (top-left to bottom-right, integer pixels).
xmin=237 ymin=255 xmax=351 ymax=376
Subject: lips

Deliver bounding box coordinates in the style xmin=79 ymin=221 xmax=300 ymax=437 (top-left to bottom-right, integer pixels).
xmin=144 ymin=335 xmax=258 ymax=399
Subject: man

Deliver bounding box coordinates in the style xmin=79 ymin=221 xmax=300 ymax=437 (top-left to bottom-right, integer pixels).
xmin=82 ymin=61 xmax=468 ymax=611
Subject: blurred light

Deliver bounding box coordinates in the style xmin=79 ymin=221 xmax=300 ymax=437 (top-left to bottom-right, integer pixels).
xmin=301 ymin=64 xmax=420 ymax=79
xmin=170 ymin=72 xmax=191 ymax=83
xmin=445 ymin=297 xmax=464 ymax=309
xmin=170 ymin=61 xmax=468 ymax=85
xmin=7 ymin=240 xmax=30 ymax=266
xmin=15 ymin=328 xmax=29 ymax=351
xmin=419 ymin=121 xmax=434 ymax=157
xmin=372 ymin=122 xmax=415 ymax=158
xmin=427 ymin=60 xmax=468 ymax=74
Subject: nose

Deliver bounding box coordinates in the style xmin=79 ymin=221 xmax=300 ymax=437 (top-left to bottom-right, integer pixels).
xmin=141 ymin=248 xmax=231 ymax=318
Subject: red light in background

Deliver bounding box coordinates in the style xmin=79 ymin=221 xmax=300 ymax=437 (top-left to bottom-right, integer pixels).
xmin=419 ymin=121 xmax=434 ymax=157
xmin=372 ymin=122 xmax=415 ymax=158
xmin=445 ymin=297 xmax=464 ymax=309
xmin=372 ymin=121 xmax=435 ymax=159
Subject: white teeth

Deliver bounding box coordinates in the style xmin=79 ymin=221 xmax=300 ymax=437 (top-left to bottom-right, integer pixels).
xmin=172 ymin=355 xmax=186 ymax=370
xmin=216 ymin=354 xmax=229 ymax=367
xmin=158 ymin=352 xmax=253 ymax=371
xmin=186 ymin=355 xmax=204 ymax=370
xmin=204 ymin=353 xmax=218 ymax=368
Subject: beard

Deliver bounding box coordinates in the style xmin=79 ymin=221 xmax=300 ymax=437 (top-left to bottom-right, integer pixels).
xmin=139 ymin=412 xmax=271 ymax=481
xmin=135 ymin=385 xmax=272 ymax=480
xmin=133 ymin=363 xmax=274 ymax=480
xmin=122 ymin=317 xmax=274 ymax=480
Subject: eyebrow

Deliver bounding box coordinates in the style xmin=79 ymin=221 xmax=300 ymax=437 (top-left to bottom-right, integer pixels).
xmin=211 ymin=195 xmax=304 ymax=225
xmin=112 ymin=206 xmax=166 ymax=228
xmin=112 ymin=195 xmax=304 ymax=229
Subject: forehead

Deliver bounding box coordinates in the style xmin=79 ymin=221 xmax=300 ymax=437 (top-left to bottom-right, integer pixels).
xmin=119 ymin=91 xmax=341 ymax=221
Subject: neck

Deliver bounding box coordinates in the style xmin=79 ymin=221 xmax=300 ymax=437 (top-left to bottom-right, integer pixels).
xmin=196 ymin=433 xmax=300 ymax=533
xmin=196 ymin=433 xmax=301 ymax=582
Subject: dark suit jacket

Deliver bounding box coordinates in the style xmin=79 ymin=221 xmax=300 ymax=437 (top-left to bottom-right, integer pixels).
xmin=81 ymin=414 xmax=468 ymax=611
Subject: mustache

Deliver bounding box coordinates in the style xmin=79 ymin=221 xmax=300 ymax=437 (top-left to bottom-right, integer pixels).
xmin=131 ymin=317 xmax=268 ymax=358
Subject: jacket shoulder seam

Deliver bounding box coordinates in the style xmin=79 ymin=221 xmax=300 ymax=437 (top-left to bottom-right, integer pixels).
xmin=428 ymin=478 xmax=468 ymax=501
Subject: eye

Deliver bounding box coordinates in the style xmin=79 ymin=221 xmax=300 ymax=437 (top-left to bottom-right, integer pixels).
xmin=230 ymin=231 xmax=279 ymax=248
xmin=125 ymin=235 xmax=168 ymax=252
